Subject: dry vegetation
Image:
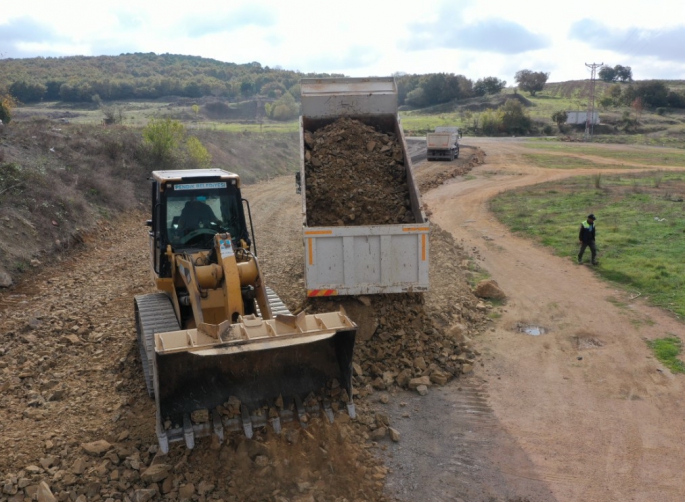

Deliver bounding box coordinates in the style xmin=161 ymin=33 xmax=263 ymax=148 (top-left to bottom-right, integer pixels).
xmin=0 ymin=119 xmax=299 ymax=286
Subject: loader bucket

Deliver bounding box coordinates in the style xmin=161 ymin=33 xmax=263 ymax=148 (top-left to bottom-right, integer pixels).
xmin=151 ymin=311 xmax=357 ymax=452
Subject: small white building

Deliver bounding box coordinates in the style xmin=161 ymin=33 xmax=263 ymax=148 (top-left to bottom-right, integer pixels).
xmin=566 ymin=111 xmax=599 ymax=125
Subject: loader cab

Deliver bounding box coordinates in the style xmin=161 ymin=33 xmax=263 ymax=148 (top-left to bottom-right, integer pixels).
xmin=149 ymin=169 xmax=252 ymax=278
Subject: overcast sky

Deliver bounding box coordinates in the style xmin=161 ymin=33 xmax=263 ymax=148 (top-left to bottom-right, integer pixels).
xmin=2 ymin=0 xmax=684 ymax=83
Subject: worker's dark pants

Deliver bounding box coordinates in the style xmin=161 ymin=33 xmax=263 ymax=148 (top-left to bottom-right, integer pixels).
xmin=578 ymin=241 xmax=597 ymax=263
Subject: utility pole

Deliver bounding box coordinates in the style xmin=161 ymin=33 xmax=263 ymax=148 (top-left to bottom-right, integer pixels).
xmin=584 ymin=62 xmax=602 ymax=140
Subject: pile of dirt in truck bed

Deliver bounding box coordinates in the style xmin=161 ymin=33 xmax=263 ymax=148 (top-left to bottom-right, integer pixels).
xmin=304 ymin=118 xmax=416 ymax=227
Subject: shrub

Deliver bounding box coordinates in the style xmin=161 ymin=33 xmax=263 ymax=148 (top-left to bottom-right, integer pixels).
xmin=480 ymin=109 xmax=503 ymax=136
xmin=551 ymin=110 xmax=568 ymax=132
xmin=268 ymin=92 xmax=299 ymax=121
xmin=143 ymin=118 xmax=186 ymax=162
xmin=653 ymin=172 xmax=664 ymax=188
xmin=185 ymin=136 xmax=212 ymax=169
xmin=500 ymin=99 xmax=532 ymax=135
xmin=0 ymin=94 xmax=15 ymax=124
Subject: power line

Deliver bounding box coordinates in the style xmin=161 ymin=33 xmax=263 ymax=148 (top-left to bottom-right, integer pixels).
xmin=584 ymin=62 xmax=602 ymax=140
xmin=626 ymin=26 xmax=665 ymax=60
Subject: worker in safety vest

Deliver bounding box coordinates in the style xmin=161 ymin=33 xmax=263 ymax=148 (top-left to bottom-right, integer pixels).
xmin=578 ymin=214 xmax=597 ymax=265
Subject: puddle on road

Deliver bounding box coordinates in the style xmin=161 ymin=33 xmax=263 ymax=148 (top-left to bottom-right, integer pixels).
xmin=516 ymin=324 xmax=547 ymax=336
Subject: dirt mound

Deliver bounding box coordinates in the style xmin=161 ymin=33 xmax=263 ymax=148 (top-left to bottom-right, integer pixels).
xmin=304 ymin=118 xmax=415 ymax=227
xmin=417 ymin=147 xmax=486 ymax=193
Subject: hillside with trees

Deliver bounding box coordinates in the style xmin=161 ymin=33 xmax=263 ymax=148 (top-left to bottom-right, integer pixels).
xmin=3 ymin=53 xmax=684 ymax=141
xmin=1 ymin=54 xmax=511 ymax=112
xmin=0 ymin=53 xmax=341 ymax=104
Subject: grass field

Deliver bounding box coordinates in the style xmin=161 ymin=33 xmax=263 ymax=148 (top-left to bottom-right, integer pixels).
xmin=523 ymin=154 xmax=612 ymax=170
xmin=400 ymin=113 xmax=468 ymax=135
xmin=15 ymin=100 xmax=299 ymax=133
xmin=489 ymin=172 xmax=685 ymax=317
xmin=524 ymin=141 xmax=685 ymax=167
xmin=647 ymin=337 xmax=685 ymax=373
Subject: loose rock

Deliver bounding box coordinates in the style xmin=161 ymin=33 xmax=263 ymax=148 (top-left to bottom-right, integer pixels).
xmin=81 ymin=440 xmax=111 ymax=456
xmin=474 ymin=279 xmax=506 ymax=300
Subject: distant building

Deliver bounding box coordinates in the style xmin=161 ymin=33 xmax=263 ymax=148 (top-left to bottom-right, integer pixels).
xmin=566 ymin=111 xmax=599 ymax=125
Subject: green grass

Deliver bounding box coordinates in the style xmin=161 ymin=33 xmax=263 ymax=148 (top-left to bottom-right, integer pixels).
xmin=523 ymin=154 xmax=612 ymax=170
xmin=647 ymin=337 xmax=685 ymax=373
xmin=400 ymin=112 xmax=467 ymax=135
xmin=589 ymin=133 xmax=685 ymax=149
xmin=490 ymin=171 xmax=685 ymax=317
xmin=523 ymin=142 xmax=685 ymax=167
xmin=199 ymin=121 xmax=298 ymax=133
xmin=16 ymin=100 xmax=299 ymax=133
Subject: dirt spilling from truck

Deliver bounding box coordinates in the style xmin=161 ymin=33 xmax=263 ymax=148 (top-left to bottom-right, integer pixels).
xmin=303 ymin=118 xmax=416 ymax=227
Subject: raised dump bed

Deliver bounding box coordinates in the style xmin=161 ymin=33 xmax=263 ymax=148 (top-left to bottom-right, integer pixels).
xmin=299 ymin=77 xmax=429 ymax=296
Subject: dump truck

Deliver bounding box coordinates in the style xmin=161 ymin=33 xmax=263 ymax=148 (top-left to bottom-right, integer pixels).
xmin=426 ymin=127 xmax=460 ymax=161
xmin=135 ymin=169 xmax=357 ymax=453
xmin=299 ymin=77 xmax=430 ymax=297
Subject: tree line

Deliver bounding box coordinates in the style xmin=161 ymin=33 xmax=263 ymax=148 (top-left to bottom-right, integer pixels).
xmin=0 ymin=53 xmax=340 ymax=104
xmin=599 ymin=80 xmax=685 ymax=110
xmin=1 ymin=52 xmax=549 ymax=111
xmin=1 ymin=53 xmax=514 ymax=108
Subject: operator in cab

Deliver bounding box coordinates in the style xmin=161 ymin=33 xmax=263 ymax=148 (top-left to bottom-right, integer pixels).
xmin=177 ymin=195 xmax=219 ymax=234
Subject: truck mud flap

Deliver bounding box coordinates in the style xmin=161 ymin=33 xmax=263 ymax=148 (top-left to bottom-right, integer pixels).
xmin=152 ymin=315 xmax=356 ymax=452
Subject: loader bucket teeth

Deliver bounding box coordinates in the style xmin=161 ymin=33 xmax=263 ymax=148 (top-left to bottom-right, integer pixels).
xmin=183 ymin=414 xmax=195 ymax=449
xmin=212 ymin=409 xmax=224 ymax=443
xmin=271 ymin=416 xmax=282 ymax=435
xmin=347 ymin=402 xmax=356 ymax=420
xmin=149 ymin=310 xmax=356 ymax=451
xmin=323 ymin=399 xmax=335 ymax=424
xmin=241 ymin=405 xmax=254 ymax=439
xmin=294 ymin=395 xmax=308 ymax=428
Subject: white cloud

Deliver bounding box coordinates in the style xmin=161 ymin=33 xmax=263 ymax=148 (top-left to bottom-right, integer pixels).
xmin=1 ymin=0 xmax=684 ymax=80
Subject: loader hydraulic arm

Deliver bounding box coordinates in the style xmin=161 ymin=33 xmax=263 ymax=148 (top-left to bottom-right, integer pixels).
xmin=174 ymin=233 xmax=272 ymax=337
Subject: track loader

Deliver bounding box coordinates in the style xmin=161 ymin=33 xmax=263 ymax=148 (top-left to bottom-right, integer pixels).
xmin=135 ymin=169 xmax=357 ymax=453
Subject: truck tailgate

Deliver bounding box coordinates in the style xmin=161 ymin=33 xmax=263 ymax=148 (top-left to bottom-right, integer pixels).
xmin=304 ymin=223 xmax=429 ymax=296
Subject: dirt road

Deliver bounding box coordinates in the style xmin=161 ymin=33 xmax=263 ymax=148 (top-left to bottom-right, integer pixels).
xmin=422 ymin=138 xmax=685 ymax=502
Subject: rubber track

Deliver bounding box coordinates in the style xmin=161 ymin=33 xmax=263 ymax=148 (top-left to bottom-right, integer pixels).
xmin=134 ymin=293 xmax=180 ymax=397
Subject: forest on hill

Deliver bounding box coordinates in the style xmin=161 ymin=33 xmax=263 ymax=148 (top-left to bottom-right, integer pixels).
xmin=2 ymin=53 xmax=684 ymax=129
xmin=0 ymin=52 xmax=341 ymax=103
xmin=0 ymin=52 xmax=509 ymax=108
